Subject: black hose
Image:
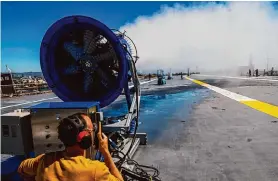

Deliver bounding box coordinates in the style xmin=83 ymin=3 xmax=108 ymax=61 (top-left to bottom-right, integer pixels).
xmin=114 ymin=150 xmax=161 ymax=181
xmin=119 ymin=50 xmax=140 ymax=165
xmin=111 ymin=30 xmax=161 ymax=181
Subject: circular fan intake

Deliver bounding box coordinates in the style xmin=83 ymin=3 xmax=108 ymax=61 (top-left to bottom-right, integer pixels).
xmin=40 ymin=16 xmax=128 ymax=108
xmin=113 ymin=30 xmax=138 ymax=63
xmin=113 ymin=30 xmax=139 ymax=81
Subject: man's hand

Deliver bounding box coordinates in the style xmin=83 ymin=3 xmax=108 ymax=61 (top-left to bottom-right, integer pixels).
xmin=97 ymin=122 xmax=124 ymax=181
xmin=97 ymin=122 xmax=109 ymax=155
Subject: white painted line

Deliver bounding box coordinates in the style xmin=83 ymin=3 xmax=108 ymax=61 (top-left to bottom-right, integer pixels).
xmin=1 ymin=79 xmax=157 ymax=110
xmin=186 ymin=76 xmax=278 ymax=118
xmin=1 ymin=97 xmax=59 ymax=109
xmin=194 ymin=74 xmax=278 ymax=82
xmin=205 ymin=84 xmax=255 ymax=101
xmin=186 ymin=77 xmax=255 ymax=102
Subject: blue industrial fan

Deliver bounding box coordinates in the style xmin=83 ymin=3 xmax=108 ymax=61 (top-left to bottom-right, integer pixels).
xmin=1 ymin=16 xmax=141 ymax=181
xmin=40 ymin=15 xmax=138 ymax=108
xmin=39 ymin=15 xmax=141 ymax=164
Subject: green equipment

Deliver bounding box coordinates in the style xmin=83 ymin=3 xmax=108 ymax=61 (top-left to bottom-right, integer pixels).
xmin=157 ymin=69 xmax=166 ymax=85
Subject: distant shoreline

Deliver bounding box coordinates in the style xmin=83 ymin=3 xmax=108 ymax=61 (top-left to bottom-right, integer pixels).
xmin=10 ymin=72 xmax=44 ymax=78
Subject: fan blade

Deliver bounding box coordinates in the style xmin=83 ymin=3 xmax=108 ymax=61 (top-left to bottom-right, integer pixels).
xmin=96 ymin=67 xmax=111 ymax=88
xmin=111 ymin=67 xmax=120 ymax=74
xmin=64 ymin=42 xmax=83 ymax=60
xmin=84 ymin=30 xmax=97 ymax=54
xmin=93 ymin=49 xmax=115 ymax=63
xmin=62 ymin=64 xmax=80 ymax=75
xmin=83 ymin=72 xmax=94 ymax=93
xmin=97 ymin=35 xmax=108 ymax=44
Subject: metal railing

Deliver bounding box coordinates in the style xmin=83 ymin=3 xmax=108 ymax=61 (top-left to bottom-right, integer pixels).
xmin=1 ymin=76 xmax=154 ymax=98
xmin=1 ymin=82 xmax=52 ymax=98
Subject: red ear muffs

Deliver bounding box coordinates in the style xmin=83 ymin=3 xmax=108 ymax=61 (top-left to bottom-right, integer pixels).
xmin=79 ymin=136 xmax=92 ymax=150
xmin=77 ymin=130 xmax=92 ymax=150
xmin=77 ymin=131 xmax=88 ymax=142
xmin=58 ymin=113 xmax=93 ymax=149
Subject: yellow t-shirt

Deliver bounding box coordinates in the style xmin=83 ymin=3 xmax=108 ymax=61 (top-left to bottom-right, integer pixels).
xmin=18 ymin=151 xmax=120 ymax=181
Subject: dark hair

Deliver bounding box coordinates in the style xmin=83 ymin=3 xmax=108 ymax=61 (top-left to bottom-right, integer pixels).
xmin=57 ymin=113 xmax=86 ymax=147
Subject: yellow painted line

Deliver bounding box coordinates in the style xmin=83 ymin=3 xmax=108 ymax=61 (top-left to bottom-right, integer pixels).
xmin=241 ymin=101 xmax=278 ymax=118
xmin=186 ymin=76 xmax=278 ymax=119
xmin=190 ymin=79 xmax=208 ymax=86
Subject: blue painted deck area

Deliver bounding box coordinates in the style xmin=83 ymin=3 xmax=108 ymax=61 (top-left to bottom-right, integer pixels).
xmin=102 ymin=88 xmax=210 ymax=143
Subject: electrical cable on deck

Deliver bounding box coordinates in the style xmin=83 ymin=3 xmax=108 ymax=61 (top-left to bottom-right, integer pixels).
xmin=113 ymin=150 xmax=161 ymax=181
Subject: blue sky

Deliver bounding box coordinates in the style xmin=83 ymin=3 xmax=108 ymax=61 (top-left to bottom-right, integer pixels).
xmin=2 ymin=2 xmax=278 ymax=72
xmin=1 ymin=1 xmax=198 ymax=72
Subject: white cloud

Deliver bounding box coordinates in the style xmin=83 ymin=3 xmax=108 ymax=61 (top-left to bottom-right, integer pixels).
xmin=120 ymin=2 xmax=278 ymax=74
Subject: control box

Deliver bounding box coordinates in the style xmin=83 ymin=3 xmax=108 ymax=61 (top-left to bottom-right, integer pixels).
xmin=28 ymin=102 xmax=100 ymax=156
xmin=1 ymin=110 xmax=33 ymax=155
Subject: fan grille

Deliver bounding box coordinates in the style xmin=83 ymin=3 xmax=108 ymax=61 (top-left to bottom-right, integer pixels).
xmin=40 ymin=16 xmax=128 ymax=107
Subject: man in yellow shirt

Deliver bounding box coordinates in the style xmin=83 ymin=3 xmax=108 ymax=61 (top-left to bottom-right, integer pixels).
xmin=17 ymin=113 xmax=124 ymax=181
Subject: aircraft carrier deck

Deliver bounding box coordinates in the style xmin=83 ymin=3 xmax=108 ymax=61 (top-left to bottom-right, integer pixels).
xmin=1 ymin=75 xmax=278 ymax=181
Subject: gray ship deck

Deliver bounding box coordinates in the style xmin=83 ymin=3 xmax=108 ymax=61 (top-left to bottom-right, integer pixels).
xmin=1 ymin=75 xmax=278 ymax=181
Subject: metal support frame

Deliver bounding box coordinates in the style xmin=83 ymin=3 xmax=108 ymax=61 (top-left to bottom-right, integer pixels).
xmin=102 ymin=93 xmax=140 ymax=132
